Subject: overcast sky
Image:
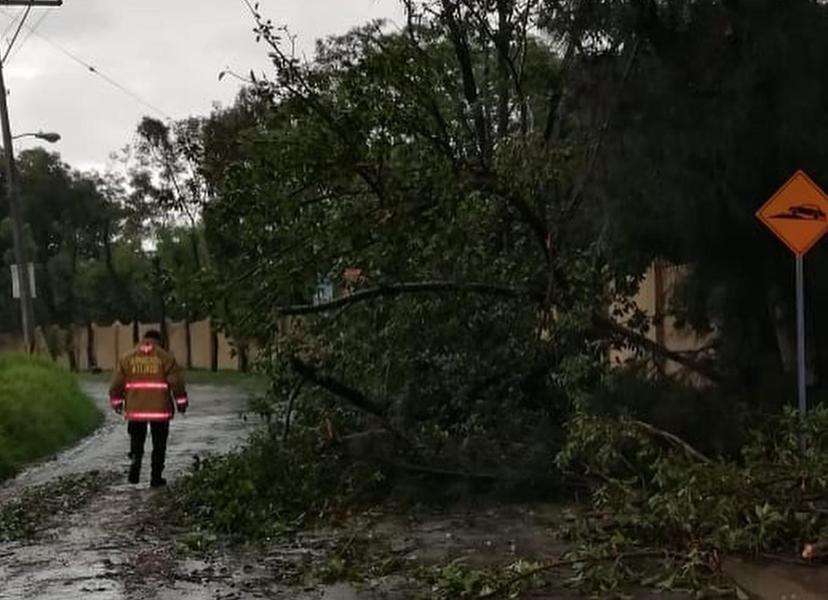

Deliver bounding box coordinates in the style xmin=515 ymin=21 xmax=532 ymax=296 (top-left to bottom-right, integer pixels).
xmin=2 ymin=0 xmax=403 ymax=172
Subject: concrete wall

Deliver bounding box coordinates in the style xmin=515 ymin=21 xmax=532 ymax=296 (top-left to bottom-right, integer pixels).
xmin=166 ymin=321 xmax=188 ymax=367
xmin=217 ymin=331 xmax=236 ymax=371
xmin=93 ymin=323 xmax=118 ymax=370
xmin=610 ymin=262 xmax=715 ymax=382
xmin=76 ymin=326 xmax=90 ymax=371
xmin=115 ymin=322 xmax=134 ymax=361
xmin=0 ymin=318 xmax=251 ymax=373
xmin=189 ymin=320 xmax=212 ymax=369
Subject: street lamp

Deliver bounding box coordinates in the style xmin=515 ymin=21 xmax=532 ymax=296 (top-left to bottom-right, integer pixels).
xmin=12 ymin=131 xmax=61 ymax=143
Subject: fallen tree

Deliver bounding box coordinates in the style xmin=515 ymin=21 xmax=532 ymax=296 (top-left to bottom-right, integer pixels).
xmin=555 ymin=405 xmax=828 ymax=592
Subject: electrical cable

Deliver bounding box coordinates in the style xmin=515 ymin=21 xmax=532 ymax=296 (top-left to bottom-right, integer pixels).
xmin=0 ymin=7 xmax=172 ymax=120
xmin=8 ymin=6 xmax=49 ymax=62
xmin=1 ymin=9 xmax=21 ymax=41
xmin=3 ymin=1 xmax=32 ymax=62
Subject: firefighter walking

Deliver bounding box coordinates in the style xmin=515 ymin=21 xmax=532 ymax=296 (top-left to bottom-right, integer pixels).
xmin=108 ymin=330 xmax=189 ymax=487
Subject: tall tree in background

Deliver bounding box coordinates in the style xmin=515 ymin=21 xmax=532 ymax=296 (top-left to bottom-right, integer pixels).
xmin=0 ymin=148 xmax=168 ymax=365
xmin=592 ymin=0 xmax=828 ymax=395
xmin=130 ymin=116 xmax=212 ymax=365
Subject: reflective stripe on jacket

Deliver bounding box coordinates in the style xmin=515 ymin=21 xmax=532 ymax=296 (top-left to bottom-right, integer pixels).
xmin=108 ymin=342 xmax=187 ymax=422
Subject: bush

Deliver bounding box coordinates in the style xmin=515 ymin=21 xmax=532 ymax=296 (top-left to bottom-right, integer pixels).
xmin=556 ymin=404 xmax=828 ymax=592
xmin=0 ymin=354 xmax=103 ymax=480
xmin=166 ymin=428 xmax=389 ymax=539
xmin=591 ymin=369 xmax=760 ymax=459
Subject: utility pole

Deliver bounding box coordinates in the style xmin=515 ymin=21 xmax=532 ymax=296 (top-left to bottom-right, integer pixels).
xmin=0 ymin=0 xmax=62 ymax=352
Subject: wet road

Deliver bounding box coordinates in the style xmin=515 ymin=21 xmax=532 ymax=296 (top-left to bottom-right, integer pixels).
xmin=0 ymin=382 xmax=256 ymax=600
xmin=6 ymin=383 xmax=821 ymax=600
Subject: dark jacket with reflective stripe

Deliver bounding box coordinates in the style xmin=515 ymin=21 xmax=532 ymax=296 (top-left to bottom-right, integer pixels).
xmin=108 ymin=343 xmax=187 ymax=421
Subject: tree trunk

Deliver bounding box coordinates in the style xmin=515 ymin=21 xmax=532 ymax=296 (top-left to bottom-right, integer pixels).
xmin=767 ymin=284 xmax=795 ymax=374
xmin=103 ymin=219 xmax=138 ymax=325
xmin=65 ymin=237 xmax=79 ymax=371
xmin=189 ymin=230 xmax=202 ymax=271
xmin=86 ymin=321 xmax=97 ymax=370
xmin=153 ymin=256 xmax=168 ymax=349
xmin=67 ymin=340 xmax=77 ymax=372
xmin=495 ymin=0 xmax=512 ymax=138
xmin=161 ymin=316 xmax=168 ymax=350
xmin=184 ymin=317 xmax=193 ymax=369
xmin=210 ymin=321 xmax=219 ymax=372
xmin=239 ymin=344 xmax=249 ymax=373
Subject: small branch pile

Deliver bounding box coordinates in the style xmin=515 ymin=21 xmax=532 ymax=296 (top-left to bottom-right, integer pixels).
xmin=555 ymin=406 xmax=828 ymax=593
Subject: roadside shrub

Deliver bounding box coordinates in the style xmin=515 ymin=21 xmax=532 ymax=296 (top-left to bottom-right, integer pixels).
xmin=591 ymin=368 xmax=757 ymax=458
xmin=0 ymin=354 xmax=103 ymax=481
xmin=166 ymin=428 xmax=389 ymax=539
xmin=556 ymin=404 xmax=828 ymax=592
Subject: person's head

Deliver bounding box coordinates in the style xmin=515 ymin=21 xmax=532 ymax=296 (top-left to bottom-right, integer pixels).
xmin=143 ymin=330 xmax=163 ymax=346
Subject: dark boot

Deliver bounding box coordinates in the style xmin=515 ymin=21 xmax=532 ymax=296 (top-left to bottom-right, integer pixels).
xmin=150 ymin=469 xmax=166 ymax=488
xmin=128 ymin=458 xmax=142 ymax=484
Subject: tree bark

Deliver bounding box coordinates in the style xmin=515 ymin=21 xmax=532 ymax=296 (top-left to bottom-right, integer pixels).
xmin=210 ymin=321 xmax=218 ymax=372
xmin=239 ymin=344 xmax=249 ymax=373
xmin=290 ymin=355 xmax=416 ymax=453
xmin=185 ymin=317 xmax=193 ymax=369
xmin=67 ymin=341 xmax=77 ymax=371
xmin=440 ymin=0 xmax=491 ymax=163
xmin=592 ymin=313 xmax=724 ymax=383
xmin=767 ymin=284 xmax=795 ymax=374
xmin=86 ymin=321 xmax=97 ymax=370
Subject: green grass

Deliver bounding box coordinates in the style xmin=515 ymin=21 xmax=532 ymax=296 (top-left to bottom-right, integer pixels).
xmin=77 ymin=368 xmax=267 ymax=393
xmin=0 ymin=354 xmax=104 ymax=481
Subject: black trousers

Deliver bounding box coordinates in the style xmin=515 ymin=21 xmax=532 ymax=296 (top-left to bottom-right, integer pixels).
xmin=128 ymin=421 xmax=170 ymax=476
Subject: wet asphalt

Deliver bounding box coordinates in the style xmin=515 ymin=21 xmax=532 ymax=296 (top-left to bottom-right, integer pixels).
xmin=0 ymin=382 xmax=256 ymax=600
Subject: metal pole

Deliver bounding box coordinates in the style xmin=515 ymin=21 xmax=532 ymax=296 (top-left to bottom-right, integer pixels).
xmin=0 ymin=1 xmax=62 ymax=5
xmin=796 ymin=254 xmax=807 ymax=417
xmin=0 ymin=56 xmax=35 ymax=352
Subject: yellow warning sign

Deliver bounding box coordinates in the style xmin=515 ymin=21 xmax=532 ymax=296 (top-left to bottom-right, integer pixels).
xmin=756 ymin=171 xmax=828 ymax=255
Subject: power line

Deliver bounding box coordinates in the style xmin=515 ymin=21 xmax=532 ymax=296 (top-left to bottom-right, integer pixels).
xmin=1 ymin=8 xmax=20 ymax=40
xmin=0 ymin=8 xmax=172 ymax=120
xmin=3 ymin=1 xmax=32 ymax=62
xmin=8 ymin=6 xmax=48 ymax=62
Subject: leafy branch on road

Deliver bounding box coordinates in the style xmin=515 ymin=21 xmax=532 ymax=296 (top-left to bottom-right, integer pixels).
xmin=0 ymin=471 xmax=117 ymax=542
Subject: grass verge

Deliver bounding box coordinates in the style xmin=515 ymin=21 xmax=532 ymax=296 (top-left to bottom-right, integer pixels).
xmin=0 ymin=354 xmax=104 ymax=481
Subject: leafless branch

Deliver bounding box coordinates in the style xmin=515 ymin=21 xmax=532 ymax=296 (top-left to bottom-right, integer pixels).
xmin=593 ymin=312 xmax=724 ymax=383
xmin=289 ymin=355 xmax=416 ymax=451
xmin=279 ymin=281 xmax=526 ymax=317
xmin=628 ymin=419 xmax=713 ymax=464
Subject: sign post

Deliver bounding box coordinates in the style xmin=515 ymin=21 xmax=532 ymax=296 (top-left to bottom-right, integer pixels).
xmin=796 ymin=254 xmax=806 ymax=416
xmin=757 ymin=170 xmax=828 ymax=417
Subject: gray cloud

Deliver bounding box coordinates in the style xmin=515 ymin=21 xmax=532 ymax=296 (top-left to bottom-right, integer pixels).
xmin=2 ymin=0 xmax=403 ymax=171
